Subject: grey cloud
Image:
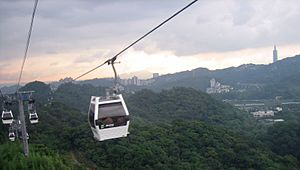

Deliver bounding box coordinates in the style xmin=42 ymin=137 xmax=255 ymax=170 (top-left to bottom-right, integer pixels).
xmin=232 ymin=1 xmax=254 ymax=26
xmin=1 ymin=0 xmax=300 ymax=61
xmin=150 ymin=0 xmax=300 ymax=55
xmin=73 ymin=49 xmax=115 ymax=64
xmin=74 ymin=53 xmax=100 ymax=64
xmin=0 ymin=71 xmax=18 ymax=82
xmin=46 ymin=51 xmax=58 ymax=54
xmin=1 ymin=0 xmax=181 ymax=59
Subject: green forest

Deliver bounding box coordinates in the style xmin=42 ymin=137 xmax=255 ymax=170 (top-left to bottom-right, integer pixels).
xmin=1 ymin=82 xmax=300 ymax=169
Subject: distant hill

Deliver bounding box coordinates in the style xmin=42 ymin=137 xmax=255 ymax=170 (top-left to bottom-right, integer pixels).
xmin=2 ymin=55 xmax=299 ymax=99
xmin=20 ymin=81 xmax=52 ymax=104
xmin=70 ymin=55 xmax=300 ymax=96
xmin=150 ymin=55 xmax=300 ymax=91
xmin=127 ymin=87 xmax=254 ymax=132
xmin=53 ymin=83 xmax=106 ymax=111
xmin=77 ymin=78 xmax=113 ymax=87
xmin=0 ymin=85 xmax=18 ymax=94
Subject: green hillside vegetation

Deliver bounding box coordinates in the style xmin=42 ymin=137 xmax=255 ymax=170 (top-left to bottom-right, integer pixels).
xmin=1 ymin=81 xmax=300 ymax=169
xmin=70 ymin=121 xmax=298 ymax=170
xmin=259 ymin=106 xmax=300 ymax=162
xmin=54 ymin=83 xmax=106 ymax=111
xmin=49 ymin=83 xmax=257 ymax=136
xmin=214 ymin=74 xmax=300 ymax=100
xmin=27 ymin=102 xmax=86 ymax=152
xmin=0 ymin=142 xmax=86 ymax=169
xmin=265 ymin=122 xmax=300 ymax=162
xmin=126 ymin=88 xmax=257 ymax=135
xmin=150 ymin=55 xmax=300 ymax=91
xmin=20 ymin=81 xmax=52 ymax=104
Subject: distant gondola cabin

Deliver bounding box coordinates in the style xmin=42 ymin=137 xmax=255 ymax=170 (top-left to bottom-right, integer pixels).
xmin=1 ymin=111 xmax=13 ymax=124
xmin=29 ymin=112 xmax=38 ymax=124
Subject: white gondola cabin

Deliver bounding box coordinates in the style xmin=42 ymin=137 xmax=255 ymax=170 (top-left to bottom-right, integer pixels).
xmin=29 ymin=112 xmax=38 ymax=124
xmin=88 ymin=94 xmax=130 ymax=141
xmin=9 ymin=132 xmax=15 ymax=141
xmin=1 ymin=110 xmax=13 ymax=124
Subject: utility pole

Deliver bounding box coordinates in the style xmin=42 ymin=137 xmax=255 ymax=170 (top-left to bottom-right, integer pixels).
xmin=17 ymin=91 xmax=34 ymax=157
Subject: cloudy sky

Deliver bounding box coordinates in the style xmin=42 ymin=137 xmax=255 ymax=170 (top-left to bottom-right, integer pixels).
xmin=1 ymin=0 xmax=300 ymax=84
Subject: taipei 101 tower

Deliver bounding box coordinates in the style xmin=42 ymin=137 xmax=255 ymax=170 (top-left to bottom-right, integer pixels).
xmin=273 ymin=45 xmax=278 ymax=63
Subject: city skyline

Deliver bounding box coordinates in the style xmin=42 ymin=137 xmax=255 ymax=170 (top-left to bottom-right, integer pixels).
xmin=1 ymin=0 xmax=300 ymax=84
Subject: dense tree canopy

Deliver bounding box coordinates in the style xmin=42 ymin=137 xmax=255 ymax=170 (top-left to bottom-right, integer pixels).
xmin=0 ymin=142 xmax=85 ymax=169
xmin=1 ymin=82 xmax=299 ymax=169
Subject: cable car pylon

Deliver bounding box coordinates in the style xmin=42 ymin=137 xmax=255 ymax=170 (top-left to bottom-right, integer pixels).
xmin=17 ymin=91 xmax=34 ymax=156
xmin=18 ymin=93 xmax=29 ymax=156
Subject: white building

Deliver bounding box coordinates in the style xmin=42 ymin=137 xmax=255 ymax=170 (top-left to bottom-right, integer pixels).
xmin=251 ymin=110 xmax=274 ymax=118
xmin=206 ymin=78 xmax=233 ymax=94
xmin=119 ymin=76 xmax=155 ymax=86
xmin=275 ymin=107 xmax=283 ymax=112
xmin=132 ymin=76 xmax=139 ymax=86
xmin=153 ymin=73 xmax=159 ymax=78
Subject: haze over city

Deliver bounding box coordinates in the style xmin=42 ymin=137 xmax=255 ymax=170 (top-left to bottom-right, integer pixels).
xmin=1 ymin=0 xmax=300 ymax=84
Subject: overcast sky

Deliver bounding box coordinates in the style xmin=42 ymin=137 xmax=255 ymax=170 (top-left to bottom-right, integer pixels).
xmin=1 ymin=0 xmax=300 ymax=84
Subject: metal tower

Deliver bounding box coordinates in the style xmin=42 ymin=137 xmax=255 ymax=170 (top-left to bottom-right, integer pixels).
xmin=17 ymin=91 xmax=34 ymax=157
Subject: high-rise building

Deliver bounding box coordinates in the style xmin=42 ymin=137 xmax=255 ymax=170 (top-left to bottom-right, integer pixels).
xmin=153 ymin=73 xmax=159 ymax=78
xmin=132 ymin=76 xmax=138 ymax=85
xmin=273 ymin=45 xmax=278 ymax=63
xmin=210 ymin=78 xmax=216 ymax=87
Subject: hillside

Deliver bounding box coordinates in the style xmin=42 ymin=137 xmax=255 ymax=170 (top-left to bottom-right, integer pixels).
xmin=1 ymin=81 xmax=300 ymax=169
xmin=127 ymin=88 xmax=256 ymax=132
xmin=60 ymin=55 xmax=300 ymax=100
xmin=72 ymin=120 xmax=298 ymax=170
xmin=1 ymin=55 xmax=300 ymax=101
xmin=0 ymin=142 xmax=85 ymax=169
xmin=0 ymin=85 xmax=18 ymax=94
xmin=150 ymin=55 xmax=300 ymax=90
xmin=47 ymin=83 xmax=255 ymax=134
xmin=53 ymin=83 xmax=106 ymax=111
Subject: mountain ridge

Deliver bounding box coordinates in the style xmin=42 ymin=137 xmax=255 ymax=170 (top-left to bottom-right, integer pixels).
xmin=1 ymin=54 xmax=300 ymax=95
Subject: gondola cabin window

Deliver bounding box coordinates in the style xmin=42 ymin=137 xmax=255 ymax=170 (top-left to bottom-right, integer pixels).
xmin=96 ymin=102 xmax=129 ymax=129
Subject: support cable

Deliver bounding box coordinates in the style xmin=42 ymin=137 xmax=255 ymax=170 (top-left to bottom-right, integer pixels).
xmin=16 ymin=0 xmax=39 ymax=92
xmin=73 ymin=0 xmax=198 ymax=81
